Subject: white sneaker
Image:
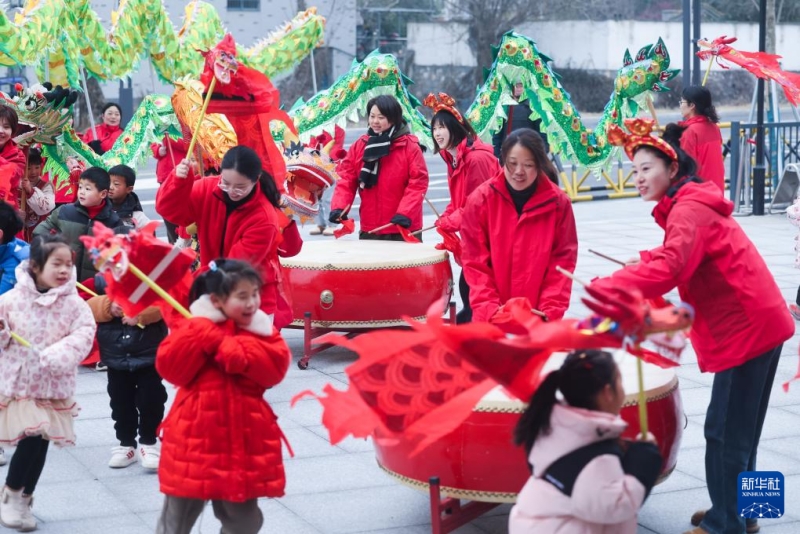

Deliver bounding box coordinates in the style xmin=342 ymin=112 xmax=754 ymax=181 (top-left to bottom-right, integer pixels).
xmin=17 ymin=494 xmax=35 ymax=532
xmin=139 ymin=444 xmax=160 ymax=471
xmin=0 ymin=486 xmax=23 ymax=529
xmin=108 ymin=446 xmax=136 ymax=468
xmin=0 ymin=448 xmax=7 ymax=466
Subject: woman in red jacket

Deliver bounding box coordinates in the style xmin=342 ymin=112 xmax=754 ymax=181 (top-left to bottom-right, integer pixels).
xmin=329 ymin=95 xmax=428 ymax=240
xmin=81 ymin=103 xmax=123 ymax=155
xmin=461 ymin=129 xmax=577 ymax=325
xmin=0 ymin=106 xmax=26 ymax=208
xmin=426 ymin=92 xmax=501 ymax=323
xmin=678 ymin=86 xmax=725 ymax=193
xmin=592 ymin=119 xmax=794 ymax=534
xmin=156 ymin=259 xmax=290 ymax=534
xmin=156 ymin=145 xmax=293 ymax=328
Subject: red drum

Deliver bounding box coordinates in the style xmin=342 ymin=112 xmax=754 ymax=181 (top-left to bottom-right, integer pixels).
xmin=375 ymin=353 xmax=683 ymax=503
xmin=280 ymin=240 xmax=453 ymax=329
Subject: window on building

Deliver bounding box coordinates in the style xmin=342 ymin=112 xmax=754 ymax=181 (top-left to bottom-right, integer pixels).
xmin=227 ymin=0 xmax=260 ymax=11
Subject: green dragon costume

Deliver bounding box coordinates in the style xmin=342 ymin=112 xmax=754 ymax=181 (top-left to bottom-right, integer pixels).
xmin=280 ymin=32 xmax=678 ymax=173
xmin=0 ymin=0 xmax=324 ymax=88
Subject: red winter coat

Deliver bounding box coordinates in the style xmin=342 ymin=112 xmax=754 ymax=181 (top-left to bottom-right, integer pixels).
xmin=156 ymin=169 xmax=287 ymax=325
xmin=156 ymin=304 xmax=290 ymax=501
xmin=437 ymin=137 xmax=501 ymax=232
xmin=0 ymin=140 xmax=26 ymax=208
xmin=331 ymin=133 xmax=428 ymax=235
xmin=461 ymin=170 xmax=578 ymax=322
xmin=81 ymin=123 xmax=123 ymax=153
xmin=151 ymin=135 xmax=190 ymax=184
xmin=679 ymin=116 xmax=725 ymax=193
xmin=591 ymin=179 xmax=794 ymax=373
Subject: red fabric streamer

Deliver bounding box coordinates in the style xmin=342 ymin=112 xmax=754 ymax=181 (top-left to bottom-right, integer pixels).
xmin=697 ymin=35 xmax=800 ymax=105
xmin=333 ymin=218 xmax=355 ymax=239
xmin=396 ymin=225 xmax=421 ymax=243
xmin=434 ymin=227 xmax=462 ymax=265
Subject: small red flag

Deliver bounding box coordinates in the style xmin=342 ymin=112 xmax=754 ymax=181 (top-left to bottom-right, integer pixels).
xmin=396 ymin=225 xmax=421 ymax=243
xmin=333 ymin=218 xmax=355 ymax=239
xmin=434 ymin=227 xmax=462 ymax=264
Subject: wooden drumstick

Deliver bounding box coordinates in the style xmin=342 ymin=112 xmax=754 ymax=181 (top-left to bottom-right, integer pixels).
xmin=555 ymin=266 xmax=588 ymax=287
xmin=410 ymin=225 xmax=436 ymax=236
xmin=531 ymin=308 xmax=547 ymax=318
xmin=367 ymin=222 xmax=394 ymax=234
xmin=425 ymin=196 xmax=441 ymax=219
xmin=588 ymin=249 xmax=626 ymax=266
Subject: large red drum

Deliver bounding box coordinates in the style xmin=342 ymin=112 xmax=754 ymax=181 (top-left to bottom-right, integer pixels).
xmin=375 ymin=353 xmax=683 ymax=502
xmin=280 ymin=240 xmax=453 ymax=329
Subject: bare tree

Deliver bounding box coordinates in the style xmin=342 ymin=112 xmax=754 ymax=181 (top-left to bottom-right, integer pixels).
xmin=74 ymin=76 xmax=107 ymax=133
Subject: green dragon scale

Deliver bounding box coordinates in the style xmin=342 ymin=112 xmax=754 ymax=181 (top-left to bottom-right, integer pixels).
xmin=0 ymin=0 xmax=324 ymax=88
xmin=283 ymin=32 xmax=678 ymax=172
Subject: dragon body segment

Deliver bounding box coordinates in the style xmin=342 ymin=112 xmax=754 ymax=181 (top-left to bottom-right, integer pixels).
xmin=0 ymin=1 xmax=324 ymax=88
xmin=466 ymin=32 xmax=678 ymax=173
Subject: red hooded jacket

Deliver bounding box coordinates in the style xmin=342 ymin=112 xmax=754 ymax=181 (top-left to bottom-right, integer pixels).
xmin=437 ymin=137 xmax=501 ymax=232
xmin=156 ymin=169 xmax=290 ymax=326
xmin=151 ymin=135 xmax=190 ymax=184
xmin=157 ymin=305 xmax=290 ymax=501
xmin=591 ymin=179 xmax=794 ymax=373
xmin=81 ymin=123 xmax=123 ymax=153
xmin=461 ymin=170 xmax=578 ymax=322
xmin=0 ymin=140 xmax=26 ymax=207
xmin=679 ymin=116 xmax=725 ymax=193
xmin=331 ymin=133 xmax=428 ymax=235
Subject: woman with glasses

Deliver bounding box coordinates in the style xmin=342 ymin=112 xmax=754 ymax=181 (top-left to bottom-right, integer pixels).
xmin=460 ymin=129 xmax=577 ymax=326
xmin=156 ymin=145 xmax=292 ymax=327
xmin=329 ymin=95 xmax=429 ymax=240
xmin=678 ymin=86 xmax=725 ymax=193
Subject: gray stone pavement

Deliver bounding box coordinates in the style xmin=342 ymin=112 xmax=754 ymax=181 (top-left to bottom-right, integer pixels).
xmin=3 ymin=196 xmax=800 ymax=534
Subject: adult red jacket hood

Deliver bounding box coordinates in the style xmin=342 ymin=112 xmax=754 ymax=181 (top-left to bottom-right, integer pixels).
xmin=437 ymin=137 xmax=501 ymax=232
xmin=0 ymin=140 xmax=26 ymax=207
xmin=81 ymin=123 xmax=123 ymax=154
xmin=591 ymin=179 xmax=794 ymax=373
xmin=461 ymin=170 xmax=578 ymax=322
xmin=156 ymin=169 xmax=292 ymax=327
xmin=678 ymin=116 xmax=725 ymax=193
xmin=331 ymin=133 xmax=428 ymax=235
xmin=157 ymin=304 xmax=290 ymax=501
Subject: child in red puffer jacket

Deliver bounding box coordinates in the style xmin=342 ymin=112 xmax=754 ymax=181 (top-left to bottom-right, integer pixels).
xmin=155 ymin=259 xmax=291 ymax=534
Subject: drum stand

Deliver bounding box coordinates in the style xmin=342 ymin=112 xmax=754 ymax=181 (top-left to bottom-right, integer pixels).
xmin=428 ymin=477 xmax=502 ymax=534
xmin=297 ymin=302 xmax=458 ymax=370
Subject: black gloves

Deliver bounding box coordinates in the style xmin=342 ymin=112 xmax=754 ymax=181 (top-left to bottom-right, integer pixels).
xmin=87 ymin=140 xmax=105 ymax=155
xmin=621 ymin=442 xmax=662 ymax=500
xmin=329 ymin=209 xmax=346 ymax=224
xmin=390 ymin=214 xmax=411 ymax=228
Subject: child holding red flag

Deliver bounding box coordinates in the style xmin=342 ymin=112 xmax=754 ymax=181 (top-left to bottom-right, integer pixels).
xmin=155 ymin=259 xmax=291 ymax=534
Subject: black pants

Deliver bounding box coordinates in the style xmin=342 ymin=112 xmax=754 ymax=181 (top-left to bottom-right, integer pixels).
xmin=457 ymin=271 xmax=472 ymax=324
xmin=795 ymin=285 xmax=800 ymax=306
xmin=358 ymin=231 xmax=422 ymax=242
xmin=163 ymin=219 xmax=179 ymax=245
xmin=6 ymin=436 xmax=49 ymax=494
xmin=107 ymin=366 xmax=168 ymax=447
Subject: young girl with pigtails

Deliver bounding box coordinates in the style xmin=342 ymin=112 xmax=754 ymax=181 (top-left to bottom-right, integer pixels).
xmin=155 ymin=258 xmax=291 ymax=534
xmin=510 ymin=350 xmax=662 ymax=534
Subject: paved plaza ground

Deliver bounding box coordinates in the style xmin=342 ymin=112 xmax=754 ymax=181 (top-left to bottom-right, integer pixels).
xmin=2 ymin=195 xmax=800 ymax=534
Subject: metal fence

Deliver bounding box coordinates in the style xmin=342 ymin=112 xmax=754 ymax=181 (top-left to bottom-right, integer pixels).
xmin=729 ymin=121 xmax=800 ymax=214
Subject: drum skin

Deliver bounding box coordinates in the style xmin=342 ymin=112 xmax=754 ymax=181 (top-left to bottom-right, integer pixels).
xmin=281 ymin=241 xmax=453 ymax=329
xmin=375 ymin=365 xmax=683 ymax=503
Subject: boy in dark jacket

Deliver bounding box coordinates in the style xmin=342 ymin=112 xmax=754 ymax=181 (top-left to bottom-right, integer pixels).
xmin=87 ymin=275 xmax=168 ymax=470
xmin=108 ymin=164 xmax=150 ymax=230
xmin=33 ymin=167 xmax=127 ymax=282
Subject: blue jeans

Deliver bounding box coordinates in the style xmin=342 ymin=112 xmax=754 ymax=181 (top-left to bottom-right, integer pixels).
xmin=700 ymin=345 xmax=782 ymax=534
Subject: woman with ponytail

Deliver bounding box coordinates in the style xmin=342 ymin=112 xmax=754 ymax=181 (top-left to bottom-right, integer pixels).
xmin=677 ymin=86 xmax=725 ymax=193
xmin=509 ymin=350 xmax=661 ymax=534
xmin=156 ymin=145 xmax=297 ymax=328
xmin=593 ymin=119 xmax=793 ymax=534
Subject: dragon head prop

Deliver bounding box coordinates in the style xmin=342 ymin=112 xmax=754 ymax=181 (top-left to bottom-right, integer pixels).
xmin=282 ymin=136 xmax=339 ymax=218
xmin=2 ymin=82 xmax=79 ymax=147
xmin=200 ymin=33 xmax=239 ymax=87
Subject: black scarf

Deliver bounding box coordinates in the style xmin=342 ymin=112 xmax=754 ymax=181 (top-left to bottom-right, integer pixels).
xmin=359 ymin=123 xmax=409 ymax=189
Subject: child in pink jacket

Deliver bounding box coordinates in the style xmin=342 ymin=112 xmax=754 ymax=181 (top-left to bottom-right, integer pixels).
xmin=509 ymin=350 xmax=662 ymax=534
